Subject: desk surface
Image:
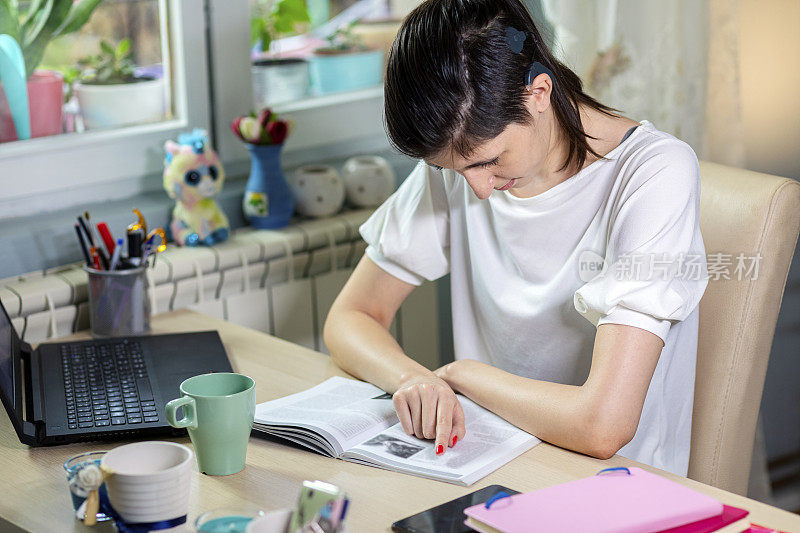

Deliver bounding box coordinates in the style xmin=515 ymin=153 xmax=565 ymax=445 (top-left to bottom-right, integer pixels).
xmin=2 ymin=310 xmax=799 ymax=532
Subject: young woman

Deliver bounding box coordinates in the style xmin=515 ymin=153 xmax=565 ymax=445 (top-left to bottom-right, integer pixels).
xmin=324 ymin=0 xmax=707 ymax=477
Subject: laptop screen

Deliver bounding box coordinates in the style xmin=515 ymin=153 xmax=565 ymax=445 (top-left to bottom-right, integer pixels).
xmin=0 ymin=304 xmax=14 ymax=406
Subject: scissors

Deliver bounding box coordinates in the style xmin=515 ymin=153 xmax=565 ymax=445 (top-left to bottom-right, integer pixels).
xmin=127 ymin=208 xmax=148 ymax=235
xmin=142 ymin=228 xmax=167 ymax=267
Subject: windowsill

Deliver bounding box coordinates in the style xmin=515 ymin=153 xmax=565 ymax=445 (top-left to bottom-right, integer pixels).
xmin=0 ymin=147 xmax=418 ymax=280
xmin=0 ymin=119 xmax=186 ymax=159
xmin=273 ymin=85 xmax=384 ymax=114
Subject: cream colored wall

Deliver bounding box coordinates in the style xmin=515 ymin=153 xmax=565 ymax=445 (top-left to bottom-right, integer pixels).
xmin=739 ymin=0 xmax=800 ymax=179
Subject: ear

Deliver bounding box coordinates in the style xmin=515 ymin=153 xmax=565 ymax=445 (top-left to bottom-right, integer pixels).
xmin=165 ymin=140 xmax=181 ymax=155
xmin=524 ymin=72 xmax=552 ymax=115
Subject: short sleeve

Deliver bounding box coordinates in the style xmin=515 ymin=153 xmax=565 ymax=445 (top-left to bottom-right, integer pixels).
xmin=573 ymin=141 xmax=709 ymax=343
xmin=359 ymin=160 xmax=450 ymax=285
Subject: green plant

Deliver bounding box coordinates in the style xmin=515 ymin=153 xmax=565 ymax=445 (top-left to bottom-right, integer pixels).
xmin=316 ymin=20 xmax=367 ymax=54
xmin=251 ymin=0 xmax=310 ymax=53
xmin=0 ymin=0 xmax=104 ymax=79
xmin=76 ymin=38 xmax=137 ymax=85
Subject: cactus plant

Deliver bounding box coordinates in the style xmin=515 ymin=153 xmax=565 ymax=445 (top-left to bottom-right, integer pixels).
xmin=0 ymin=0 xmax=104 ymax=79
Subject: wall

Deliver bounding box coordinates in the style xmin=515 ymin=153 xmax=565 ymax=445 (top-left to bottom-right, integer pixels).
xmin=739 ymin=0 xmax=800 ymax=512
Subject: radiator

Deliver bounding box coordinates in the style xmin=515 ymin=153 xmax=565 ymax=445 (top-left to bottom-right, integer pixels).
xmin=0 ymin=209 xmax=441 ymax=370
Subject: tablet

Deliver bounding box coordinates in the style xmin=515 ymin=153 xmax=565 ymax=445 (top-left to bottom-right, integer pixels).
xmin=391 ymin=484 xmax=519 ymax=533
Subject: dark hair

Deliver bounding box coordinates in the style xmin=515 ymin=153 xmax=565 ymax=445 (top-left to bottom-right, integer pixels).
xmin=384 ymin=0 xmax=622 ymax=173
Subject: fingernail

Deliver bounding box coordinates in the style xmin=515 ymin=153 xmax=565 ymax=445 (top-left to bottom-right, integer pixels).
xmin=452 ymin=436 xmax=458 ymax=447
xmin=436 ymin=444 xmax=444 ymax=455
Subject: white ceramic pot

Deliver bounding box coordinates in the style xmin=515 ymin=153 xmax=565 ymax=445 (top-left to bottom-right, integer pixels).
xmin=101 ymin=441 xmax=193 ymax=524
xmin=341 ymin=155 xmax=396 ymax=207
xmin=289 ymin=165 xmax=346 ymax=218
xmin=252 ymin=59 xmax=309 ymax=107
xmin=75 ymin=77 xmax=165 ymax=130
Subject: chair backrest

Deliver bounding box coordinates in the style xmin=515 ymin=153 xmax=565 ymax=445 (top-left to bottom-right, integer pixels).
xmin=689 ymin=161 xmax=800 ymax=495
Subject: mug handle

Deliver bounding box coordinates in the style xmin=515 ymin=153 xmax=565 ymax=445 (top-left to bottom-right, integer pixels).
xmin=165 ymin=396 xmax=197 ymax=429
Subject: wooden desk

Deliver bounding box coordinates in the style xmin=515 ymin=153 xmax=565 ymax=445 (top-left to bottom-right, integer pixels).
xmin=2 ymin=310 xmax=799 ymax=532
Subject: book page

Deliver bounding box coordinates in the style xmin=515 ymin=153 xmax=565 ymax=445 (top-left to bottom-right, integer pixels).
xmin=342 ymin=396 xmax=540 ymax=485
xmin=254 ymin=377 xmax=399 ymax=455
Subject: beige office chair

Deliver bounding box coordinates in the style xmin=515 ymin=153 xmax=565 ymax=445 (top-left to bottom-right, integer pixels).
xmin=689 ymin=161 xmax=800 ymax=495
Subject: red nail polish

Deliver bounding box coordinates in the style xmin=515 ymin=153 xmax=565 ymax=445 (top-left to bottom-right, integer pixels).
xmin=436 ymin=444 xmax=444 ymax=455
xmin=452 ymin=436 xmax=458 ymax=446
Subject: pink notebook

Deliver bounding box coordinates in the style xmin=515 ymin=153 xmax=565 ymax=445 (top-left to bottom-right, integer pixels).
xmin=463 ymin=467 xmax=724 ymax=533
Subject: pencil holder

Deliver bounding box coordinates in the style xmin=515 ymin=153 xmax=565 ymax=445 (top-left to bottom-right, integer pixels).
xmin=84 ymin=265 xmax=150 ymax=337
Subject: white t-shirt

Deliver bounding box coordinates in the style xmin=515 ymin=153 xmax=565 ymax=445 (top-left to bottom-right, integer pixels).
xmin=359 ymin=120 xmax=708 ymax=476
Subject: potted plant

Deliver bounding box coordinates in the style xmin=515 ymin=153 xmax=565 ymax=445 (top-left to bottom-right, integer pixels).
xmin=251 ymin=0 xmax=311 ymax=106
xmin=0 ymin=0 xmax=103 ymax=142
xmin=309 ymin=20 xmax=384 ymax=96
xmin=231 ymin=108 xmax=296 ymax=229
xmin=72 ymin=38 xmax=165 ymax=130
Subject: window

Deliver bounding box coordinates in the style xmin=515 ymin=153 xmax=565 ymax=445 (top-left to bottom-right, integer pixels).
xmin=2 ymin=0 xmax=174 ymax=142
xmin=248 ymin=0 xmax=404 ymax=107
xmin=0 ymin=0 xmax=419 ymax=220
xmin=0 ymin=0 xmax=211 ymax=218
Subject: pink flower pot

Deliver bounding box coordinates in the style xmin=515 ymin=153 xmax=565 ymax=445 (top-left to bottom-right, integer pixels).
xmin=0 ymin=69 xmax=64 ymax=143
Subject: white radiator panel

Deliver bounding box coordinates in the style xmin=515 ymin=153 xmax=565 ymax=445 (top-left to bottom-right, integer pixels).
xmin=313 ymin=269 xmax=355 ymax=354
xmin=189 ymin=299 xmax=226 ymax=320
xmin=225 ymin=289 xmax=271 ymax=334
xmin=271 ymin=279 xmax=316 ymax=350
xmin=172 ymin=272 xmax=222 ymax=310
xmin=11 ymin=317 xmax=24 ymax=338
xmin=399 ymin=281 xmax=440 ymax=370
xmin=218 ymin=262 xmax=267 ymax=300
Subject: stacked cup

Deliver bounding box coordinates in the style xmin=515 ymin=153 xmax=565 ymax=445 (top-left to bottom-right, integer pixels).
xmin=101 ymin=441 xmax=193 ymax=525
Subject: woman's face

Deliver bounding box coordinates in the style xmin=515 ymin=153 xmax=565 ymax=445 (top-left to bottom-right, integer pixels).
xmin=425 ymin=80 xmax=555 ymax=200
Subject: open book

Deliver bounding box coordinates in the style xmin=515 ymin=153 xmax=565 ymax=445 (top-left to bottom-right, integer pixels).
xmin=253 ymin=377 xmax=541 ymax=486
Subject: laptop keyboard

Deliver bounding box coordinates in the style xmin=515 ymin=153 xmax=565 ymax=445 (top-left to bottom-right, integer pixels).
xmin=61 ymin=341 xmax=159 ymax=430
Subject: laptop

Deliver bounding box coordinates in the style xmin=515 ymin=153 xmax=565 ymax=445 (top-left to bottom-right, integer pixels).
xmin=0 ymin=298 xmax=233 ymax=446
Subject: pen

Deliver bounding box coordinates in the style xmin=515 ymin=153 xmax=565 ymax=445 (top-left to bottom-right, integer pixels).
xmin=77 ymin=216 xmax=95 ymax=248
xmin=109 ymin=238 xmax=124 ymax=270
xmin=74 ymin=224 xmax=91 ymax=266
xmin=89 ymin=247 xmax=102 ymax=270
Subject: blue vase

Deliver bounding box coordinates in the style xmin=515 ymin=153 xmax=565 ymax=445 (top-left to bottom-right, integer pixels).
xmin=243 ymin=143 xmax=295 ymax=229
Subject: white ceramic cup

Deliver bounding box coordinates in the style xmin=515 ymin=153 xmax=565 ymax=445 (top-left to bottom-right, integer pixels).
xmin=101 ymin=441 xmax=193 ymax=524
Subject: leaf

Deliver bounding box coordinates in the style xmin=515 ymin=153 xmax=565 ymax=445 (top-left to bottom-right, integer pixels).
xmin=272 ymin=16 xmax=294 ymax=34
xmin=250 ymin=17 xmax=265 ymax=47
xmin=21 ymin=0 xmax=53 ymax=47
xmin=100 ymin=40 xmax=114 ymax=55
xmin=53 ymin=0 xmax=103 ymax=37
xmin=279 ymin=0 xmax=309 ymax=22
xmin=261 ymin=30 xmax=272 ymax=52
xmin=22 ymin=0 xmax=73 ymax=75
xmin=0 ymin=0 xmax=21 ymax=42
xmin=116 ymin=38 xmax=130 ymax=57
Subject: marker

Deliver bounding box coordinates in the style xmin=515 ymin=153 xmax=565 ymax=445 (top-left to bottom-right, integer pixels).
xmin=109 ymin=238 xmax=124 ymax=270
xmin=97 ymin=223 xmax=116 ymax=256
xmin=127 ymin=230 xmax=144 ymax=266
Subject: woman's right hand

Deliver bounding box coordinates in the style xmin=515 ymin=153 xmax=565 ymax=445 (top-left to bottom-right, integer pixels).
xmin=393 ymin=374 xmax=466 ymax=455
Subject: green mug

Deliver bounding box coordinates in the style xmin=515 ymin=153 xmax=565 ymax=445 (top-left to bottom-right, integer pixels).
xmin=165 ymin=373 xmax=256 ymax=476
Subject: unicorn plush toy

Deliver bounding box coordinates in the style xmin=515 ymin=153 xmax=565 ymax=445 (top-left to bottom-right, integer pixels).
xmin=163 ymin=129 xmax=230 ymax=246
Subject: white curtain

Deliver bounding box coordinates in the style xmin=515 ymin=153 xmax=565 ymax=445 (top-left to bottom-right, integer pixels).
xmin=539 ymin=0 xmax=746 ymax=167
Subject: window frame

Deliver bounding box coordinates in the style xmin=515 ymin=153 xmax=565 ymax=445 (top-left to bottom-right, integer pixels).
xmin=207 ymin=0 xmax=391 ymax=176
xmin=0 ymin=0 xmax=212 ymax=219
